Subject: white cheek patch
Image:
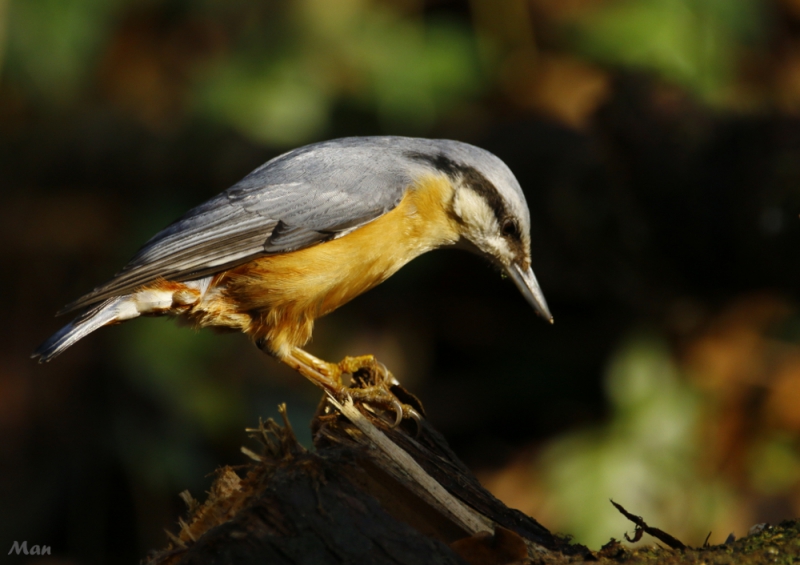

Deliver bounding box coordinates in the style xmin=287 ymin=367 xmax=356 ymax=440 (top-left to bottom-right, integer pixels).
xmin=453 ymin=188 xmax=498 ymax=234
xmin=453 ymin=188 xmax=518 ymax=263
xmin=488 ymin=234 xmax=511 ymax=256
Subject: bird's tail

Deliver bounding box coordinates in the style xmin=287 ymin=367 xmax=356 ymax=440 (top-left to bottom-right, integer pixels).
xmin=32 ymin=297 xmax=140 ymax=363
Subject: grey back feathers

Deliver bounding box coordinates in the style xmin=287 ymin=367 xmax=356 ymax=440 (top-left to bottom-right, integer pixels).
xmin=62 ymin=136 xmax=528 ymax=313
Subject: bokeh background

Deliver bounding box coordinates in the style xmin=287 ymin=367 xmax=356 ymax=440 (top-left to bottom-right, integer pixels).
xmin=3 ymin=0 xmax=800 ymax=562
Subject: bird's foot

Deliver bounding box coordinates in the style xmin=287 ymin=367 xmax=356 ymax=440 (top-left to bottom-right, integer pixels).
xmin=337 ymin=355 xmax=423 ymax=428
xmin=347 ymin=383 xmax=422 ymax=428
xmin=337 ymin=355 xmax=396 ymax=387
xmin=283 ymin=348 xmax=423 ymax=429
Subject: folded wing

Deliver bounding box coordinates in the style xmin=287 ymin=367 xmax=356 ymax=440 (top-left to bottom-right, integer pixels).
xmin=62 ymin=138 xmax=418 ymax=313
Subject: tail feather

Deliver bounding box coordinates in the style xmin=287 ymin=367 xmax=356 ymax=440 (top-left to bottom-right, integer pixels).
xmin=32 ymin=297 xmax=140 ymax=363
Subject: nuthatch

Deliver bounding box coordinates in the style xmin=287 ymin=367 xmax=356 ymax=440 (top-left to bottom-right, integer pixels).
xmin=33 ymin=137 xmax=551 ymax=419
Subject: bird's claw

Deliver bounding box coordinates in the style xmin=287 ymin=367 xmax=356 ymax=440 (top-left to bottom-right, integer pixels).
xmin=403 ymin=405 xmax=423 ymax=436
xmin=389 ymin=397 xmax=404 ymax=427
xmin=334 ymin=354 xmax=422 ymax=429
xmin=347 ymin=385 xmax=406 ymax=428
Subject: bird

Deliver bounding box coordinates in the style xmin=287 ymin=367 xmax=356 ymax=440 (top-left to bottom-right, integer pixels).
xmin=33 ymin=136 xmax=552 ymax=421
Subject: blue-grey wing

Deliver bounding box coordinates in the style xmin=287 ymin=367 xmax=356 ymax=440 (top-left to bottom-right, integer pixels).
xmin=62 ymin=138 xmax=423 ymax=313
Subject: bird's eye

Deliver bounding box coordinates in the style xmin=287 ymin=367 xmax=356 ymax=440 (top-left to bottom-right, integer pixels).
xmin=501 ymin=219 xmax=519 ymax=238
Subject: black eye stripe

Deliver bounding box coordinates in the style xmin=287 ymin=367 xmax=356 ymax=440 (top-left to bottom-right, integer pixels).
xmin=405 ymin=151 xmax=509 ymax=223
xmin=406 ymin=150 xmax=528 ymax=265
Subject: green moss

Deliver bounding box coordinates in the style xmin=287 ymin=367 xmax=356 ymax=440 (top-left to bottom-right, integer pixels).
xmin=588 ymin=520 xmax=800 ymax=564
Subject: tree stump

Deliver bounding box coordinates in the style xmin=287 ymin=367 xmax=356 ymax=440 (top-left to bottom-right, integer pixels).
xmin=143 ymin=381 xmax=587 ymax=565
xmin=142 ymin=381 xmax=800 ymax=565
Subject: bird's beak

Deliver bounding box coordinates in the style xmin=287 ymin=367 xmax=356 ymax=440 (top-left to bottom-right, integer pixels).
xmin=508 ymin=263 xmax=553 ymax=323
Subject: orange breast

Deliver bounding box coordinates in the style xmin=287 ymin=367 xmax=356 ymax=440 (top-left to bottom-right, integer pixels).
xmin=208 ymin=173 xmax=460 ymax=357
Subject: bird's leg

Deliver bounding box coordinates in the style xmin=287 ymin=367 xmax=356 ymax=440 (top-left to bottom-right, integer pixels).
xmin=281 ymin=347 xmax=343 ymax=397
xmin=291 ymin=347 xmax=343 ymax=382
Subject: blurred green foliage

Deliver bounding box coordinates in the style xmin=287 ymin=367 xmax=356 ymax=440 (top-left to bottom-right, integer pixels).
xmin=4 ymin=0 xmax=122 ymax=103
xmin=3 ymin=0 xmax=482 ymax=144
xmin=0 ymin=0 xmax=775 ymax=136
xmin=572 ymin=0 xmax=764 ymax=104
xmin=196 ymin=1 xmax=481 ymax=144
xmin=538 ymin=336 xmax=735 ymax=547
xmin=118 ymin=319 xmax=244 ymax=439
xmin=748 ymin=433 xmax=800 ymax=496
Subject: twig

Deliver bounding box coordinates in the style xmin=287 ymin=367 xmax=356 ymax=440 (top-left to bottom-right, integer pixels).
xmin=610 ymin=500 xmax=686 ymax=550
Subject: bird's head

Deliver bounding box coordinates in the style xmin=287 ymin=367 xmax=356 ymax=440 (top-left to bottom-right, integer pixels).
xmin=408 ymin=141 xmax=552 ymax=322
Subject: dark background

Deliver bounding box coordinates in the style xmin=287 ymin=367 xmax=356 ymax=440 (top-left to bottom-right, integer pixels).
xmin=3 ymin=0 xmax=800 ymax=562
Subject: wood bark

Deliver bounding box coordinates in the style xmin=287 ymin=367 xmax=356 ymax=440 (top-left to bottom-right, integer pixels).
xmin=144 ymin=382 xmax=586 ymax=565
xmin=143 ymin=384 xmax=800 ymax=565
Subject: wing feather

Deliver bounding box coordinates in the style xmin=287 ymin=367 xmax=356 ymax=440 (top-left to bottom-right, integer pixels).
xmin=62 ymin=137 xmax=423 ymax=313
